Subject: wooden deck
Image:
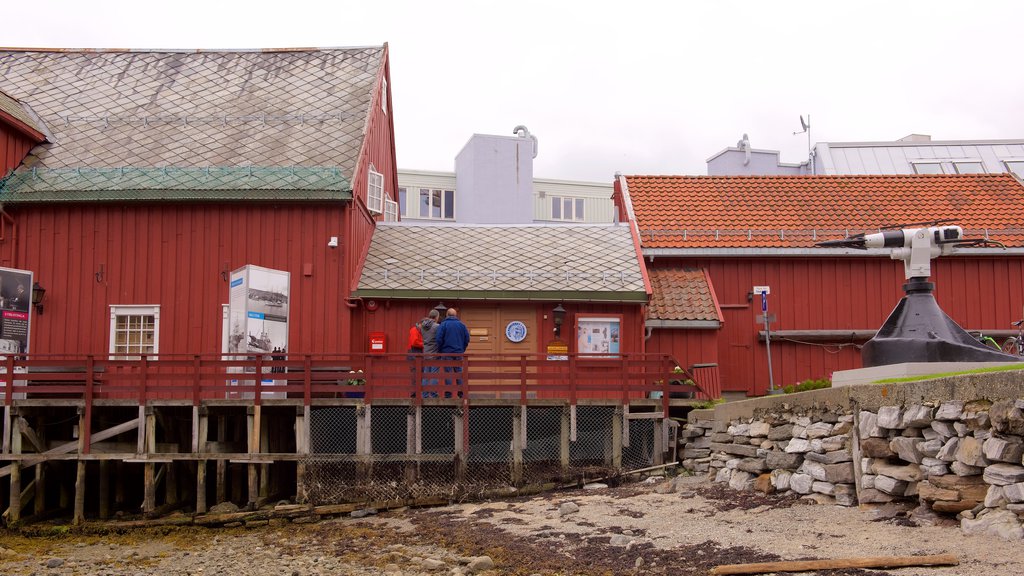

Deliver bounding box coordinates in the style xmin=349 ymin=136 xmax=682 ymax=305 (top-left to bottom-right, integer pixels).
xmin=0 ymin=353 xmax=705 ymax=526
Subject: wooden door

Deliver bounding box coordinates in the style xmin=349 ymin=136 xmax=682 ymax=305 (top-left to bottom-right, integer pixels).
xmin=460 ymin=306 xmax=537 ymax=397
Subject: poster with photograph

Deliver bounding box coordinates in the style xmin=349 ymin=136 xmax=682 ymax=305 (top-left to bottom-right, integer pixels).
xmin=227 ymin=265 xmax=290 ymax=398
xmin=0 ymin=267 xmax=33 ymax=355
xmin=576 ymin=316 xmax=621 ymax=357
xmin=228 ymin=265 xmax=290 ymax=355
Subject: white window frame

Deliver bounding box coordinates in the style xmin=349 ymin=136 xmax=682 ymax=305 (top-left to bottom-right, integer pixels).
xmin=381 ymin=77 xmax=388 ymax=115
xmin=384 ymin=198 xmax=399 ymax=221
xmin=1003 ymin=159 xmax=1024 ymax=178
xmin=952 ymin=160 xmax=986 ymax=174
xmin=417 ymin=188 xmax=456 ymax=220
xmin=367 ymin=166 xmax=384 ymax=214
xmin=109 ymin=305 xmax=160 ymax=360
xmin=398 ymin=187 xmax=408 ymax=217
xmin=910 ymin=161 xmax=946 ymax=175
xmin=549 ymin=195 xmax=585 ymax=221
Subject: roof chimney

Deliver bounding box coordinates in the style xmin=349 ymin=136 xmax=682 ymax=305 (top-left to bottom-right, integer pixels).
xmin=898 ymin=134 xmax=932 ymax=143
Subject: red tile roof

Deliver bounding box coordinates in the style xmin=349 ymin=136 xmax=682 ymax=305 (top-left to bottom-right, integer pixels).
xmin=623 ymin=174 xmax=1024 ymax=248
xmin=646 ymin=268 xmax=722 ymax=323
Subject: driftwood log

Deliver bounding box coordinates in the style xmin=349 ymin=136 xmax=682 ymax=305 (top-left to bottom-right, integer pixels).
xmin=710 ymin=553 xmax=958 ymax=575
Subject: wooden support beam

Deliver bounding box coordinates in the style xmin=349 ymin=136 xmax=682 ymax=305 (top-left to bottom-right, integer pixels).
xmin=653 ymin=418 xmax=664 ymax=466
xmin=7 ymin=413 xmax=22 ymax=524
xmin=216 ymin=414 xmax=227 ymax=505
xmin=16 ymin=418 xmax=45 ymax=453
xmin=196 ymin=407 xmax=208 ymax=514
xmin=511 ymin=407 xmax=523 ymax=485
xmin=0 ymin=417 xmax=141 ymax=478
xmin=246 ymin=406 xmax=259 ymax=509
xmin=710 ymin=554 xmax=959 ymax=575
xmin=294 ymin=405 xmax=309 ymax=504
xmin=622 ymin=405 xmax=631 ymax=448
xmin=73 ymin=409 xmax=86 ymax=525
xmin=143 ymin=409 xmax=156 ymax=514
xmin=610 ymin=406 xmax=623 ymax=469
xmin=98 ymin=460 xmax=111 ymax=519
xmin=258 ymin=409 xmax=270 ymax=501
xmin=404 ymin=409 xmax=417 ymax=485
xmin=73 ymin=461 xmax=86 ymax=525
xmin=33 ymin=416 xmax=47 ymax=517
xmin=560 ymin=405 xmax=571 ymax=476
xmin=453 ymin=409 xmax=466 ymax=483
xmin=2 ymin=405 xmax=11 ymax=454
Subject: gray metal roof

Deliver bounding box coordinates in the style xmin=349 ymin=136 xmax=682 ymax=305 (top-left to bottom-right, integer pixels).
xmin=356 ymin=224 xmax=648 ymax=301
xmin=0 ymin=89 xmax=44 ymax=136
xmin=0 ymin=47 xmax=384 ymax=198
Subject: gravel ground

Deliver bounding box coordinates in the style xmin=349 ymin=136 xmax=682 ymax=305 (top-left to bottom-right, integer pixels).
xmin=1 ymin=475 xmax=1022 ymax=575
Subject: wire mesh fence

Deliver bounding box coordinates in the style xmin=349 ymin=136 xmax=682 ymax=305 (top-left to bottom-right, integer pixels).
xmin=303 ymin=403 xmax=660 ymax=506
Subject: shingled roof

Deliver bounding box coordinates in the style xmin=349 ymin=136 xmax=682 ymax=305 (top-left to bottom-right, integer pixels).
xmin=356 ymin=224 xmax=648 ymax=301
xmin=646 ymin=268 xmax=722 ymax=327
xmin=0 ymin=47 xmax=386 ymax=201
xmin=622 ymin=174 xmax=1024 ymax=249
xmin=0 ymin=89 xmax=45 ymax=139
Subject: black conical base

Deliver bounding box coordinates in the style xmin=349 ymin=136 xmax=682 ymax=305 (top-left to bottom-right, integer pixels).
xmin=862 ymin=277 xmax=1019 ymax=367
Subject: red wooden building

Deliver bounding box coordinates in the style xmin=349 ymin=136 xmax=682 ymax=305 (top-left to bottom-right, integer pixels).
xmin=616 ymin=174 xmax=1024 ymax=396
xmin=0 ymin=46 xmax=399 ymax=358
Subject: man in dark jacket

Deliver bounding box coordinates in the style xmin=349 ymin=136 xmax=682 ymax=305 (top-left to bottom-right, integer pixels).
xmin=419 ymin=309 xmax=441 ymax=397
xmin=434 ymin=308 xmax=470 ymax=396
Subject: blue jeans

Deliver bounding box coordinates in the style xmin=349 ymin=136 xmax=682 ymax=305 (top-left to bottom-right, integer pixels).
xmin=442 ymin=356 xmax=463 ymax=398
xmin=422 ymin=365 xmax=439 ymax=398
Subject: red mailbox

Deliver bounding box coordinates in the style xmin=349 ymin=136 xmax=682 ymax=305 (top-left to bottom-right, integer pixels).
xmin=369 ymin=331 xmax=386 ymax=354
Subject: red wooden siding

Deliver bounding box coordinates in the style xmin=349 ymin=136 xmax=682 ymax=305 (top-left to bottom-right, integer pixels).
xmin=346 ymin=50 xmax=397 ymax=294
xmin=652 ymin=255 xmax=1024 ymax=396
xmin=354 ymin=300 xmax=647 ymax=357
xmin=0 ymin=122 xmax=36 ymax=175
xmin=645 ymin=328 xmax=720 ymax=398
xmin=0 ymin=203 xmax=353 ymax=355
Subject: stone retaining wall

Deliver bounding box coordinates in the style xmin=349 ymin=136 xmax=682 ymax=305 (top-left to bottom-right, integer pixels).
xmin=678 ymin=370 xmax=1024 ymax=540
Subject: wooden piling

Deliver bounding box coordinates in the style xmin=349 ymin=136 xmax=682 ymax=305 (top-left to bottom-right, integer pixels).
xmin=453 ymin=408 xmax=466 ymax=482
xmin=196 ymin=407 xmax=208 ymax=513
xmin=294 ymin=405 xmax=309 ymax=504
xmin=611 ymin=406 xmax=623 ymax=469
xmin=8 ymin=409 xmax=22 ymax=524
xmin=98 ymin=460 xmax=111 ymax=519
xmin=560 ymin=405 xmax=571 ymax=476
xmin=247 ymin=406 xmax=259 ymax=509
xmin=216 ymin=414 xmax=227 ymax=505
xmin=34 ymin=416 xmax=47 ymax=517
xmin=73 ymin=408 xmax=87 ymax=525
xmin=143 ymin=408 xmax=157 ymax=514
xmin=512 ymin=407 xmax=524 ymax=485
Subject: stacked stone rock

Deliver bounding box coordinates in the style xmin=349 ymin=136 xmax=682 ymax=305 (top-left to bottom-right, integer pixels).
xmin=679 ymin=415 xmax=714 ymax=474
xmin=687 ymin=408 xmax=858 ymax=506
xmin=677 ymin=396 xmax=1024 ymax=541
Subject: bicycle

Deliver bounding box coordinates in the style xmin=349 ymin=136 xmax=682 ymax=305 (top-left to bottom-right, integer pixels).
xmin=1001 ymin=320 xmax=1024 ymax=356
xmin=970 ymin=331 xmax=1001 ymax=350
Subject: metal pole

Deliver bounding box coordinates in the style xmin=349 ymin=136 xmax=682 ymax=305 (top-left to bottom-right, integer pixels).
xmin=762 ymin=293 xmax=775 ymax=393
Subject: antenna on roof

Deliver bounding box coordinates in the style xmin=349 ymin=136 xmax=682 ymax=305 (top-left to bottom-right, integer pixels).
xmin=792 ymin=114 xmax=813 ymax=174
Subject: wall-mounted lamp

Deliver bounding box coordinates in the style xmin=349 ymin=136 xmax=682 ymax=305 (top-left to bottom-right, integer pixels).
xmin=31 ymin=281 xmax=46 ymax=315
xmin=434 ymin=301 xmax=448 ymax=315
xmin=552 ymin=303 xmax=566 ymax=337
xmin=95 ymin=264 xmax=105 ymax=284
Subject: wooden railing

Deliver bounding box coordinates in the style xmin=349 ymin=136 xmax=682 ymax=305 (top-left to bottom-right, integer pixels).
xmin=0 ymin=352 xmax=702 ymax=409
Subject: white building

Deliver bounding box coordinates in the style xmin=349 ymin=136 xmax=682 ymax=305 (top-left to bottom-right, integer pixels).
xmin=707 ymin=134 xmax=1024 ymax=177
xmin=397 ymin=128 xmax=614 ymax=224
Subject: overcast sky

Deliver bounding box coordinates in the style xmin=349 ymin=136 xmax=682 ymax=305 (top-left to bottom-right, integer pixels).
xmin=6 ymin=1 xmax=1023 ymax=182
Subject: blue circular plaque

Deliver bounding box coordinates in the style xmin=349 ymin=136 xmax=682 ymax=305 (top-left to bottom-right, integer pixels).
xmin=505 ymin=321 xmax=528 ymax=343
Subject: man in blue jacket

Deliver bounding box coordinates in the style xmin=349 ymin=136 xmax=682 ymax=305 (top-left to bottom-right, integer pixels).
xmin=434 ymin=307 xmax=470 ymax=397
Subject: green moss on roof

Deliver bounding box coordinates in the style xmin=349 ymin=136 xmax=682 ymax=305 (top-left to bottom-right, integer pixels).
xmin=0 ymin=166 xmax=352 ymax=202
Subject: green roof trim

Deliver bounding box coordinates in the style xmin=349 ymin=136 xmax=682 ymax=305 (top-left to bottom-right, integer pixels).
xmin=0 ymin=166 xmax=352 ymax=202
xmin=352 ymin=289 xmax=649 ymax=303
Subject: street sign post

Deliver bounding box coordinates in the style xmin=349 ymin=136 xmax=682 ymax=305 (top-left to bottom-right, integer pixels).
xmin=753 ymin=285 xmax=776 ymax=394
